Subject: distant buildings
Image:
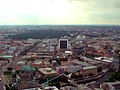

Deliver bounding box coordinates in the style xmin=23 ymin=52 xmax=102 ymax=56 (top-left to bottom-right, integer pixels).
xmin=1 ymin=25 xmax=120 ymax=90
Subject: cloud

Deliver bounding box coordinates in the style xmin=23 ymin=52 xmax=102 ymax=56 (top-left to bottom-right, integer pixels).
xmin=0 ymin=0 xmax=120 ymax=25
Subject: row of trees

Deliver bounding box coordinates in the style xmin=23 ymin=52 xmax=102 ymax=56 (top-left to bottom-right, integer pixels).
xmin=10 ymin=30 xmax=70 ymax=40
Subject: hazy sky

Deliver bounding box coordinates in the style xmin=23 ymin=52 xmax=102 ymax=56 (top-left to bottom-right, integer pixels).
xmin=0 ymin=0 xmax=120 ymax=25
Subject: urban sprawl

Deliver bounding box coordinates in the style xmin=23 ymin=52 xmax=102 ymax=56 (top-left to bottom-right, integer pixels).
xmin=0 ymin=25 xmax=120 ymax=90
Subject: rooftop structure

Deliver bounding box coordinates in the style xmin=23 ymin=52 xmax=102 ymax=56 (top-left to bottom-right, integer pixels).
xmin=38 ymin=68 xmax=57 ymax=77
xmin=31 ymin=60 xmax=47 ymax=68
xmin=83 ymin=66 xmax=97 ymax=70
xmin=3 ymin=55 xmax=13 ymax=58
xmin=77 ymin=84 xmax=92 ymax=90
xmin=21 ymin=65 xmax=35 ymax=72
xmin=17 ymin=61 xmax=26 ymax=65
xmin=82 ymin=66 xmax=97 ymax=75
xmin=72 ymin=60 xmax=91 ymax=67
xmin=44 ymin=86 xmax=59 ymax=90
xmin=58 ymin=39 xmax=68 ymax=50
xmin=23 ymin=88 xmax=42 ymax=90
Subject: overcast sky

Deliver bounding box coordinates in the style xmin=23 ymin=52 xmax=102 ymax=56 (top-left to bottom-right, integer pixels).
xmin=0 ymin=0 xmax=120 ymax=25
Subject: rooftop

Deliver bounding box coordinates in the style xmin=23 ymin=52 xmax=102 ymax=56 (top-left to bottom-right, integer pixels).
xmin=22 ymin=65 xmax=35 ymax=72
xmin=22 ymin=88 xmax=41 ymax=90
xmin=3 ymin=55 xmax=13 ymax=58
xmin=83 ymin=66 xmax=97 ymax=70
xmin=72 ymin=60 xmax=91 ymax=66
xmin=38 ymin=68 xmax=57 ymax=76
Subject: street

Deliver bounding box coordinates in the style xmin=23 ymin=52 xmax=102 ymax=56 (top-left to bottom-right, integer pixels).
xmin=96 ymin=57 xmax=119 ymax=84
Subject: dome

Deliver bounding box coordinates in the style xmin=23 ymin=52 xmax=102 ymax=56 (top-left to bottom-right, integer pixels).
xmin=21 ymin=65 xmax=32 ymax=72
xmin=32 ymin=67 xmax=36 ymax=71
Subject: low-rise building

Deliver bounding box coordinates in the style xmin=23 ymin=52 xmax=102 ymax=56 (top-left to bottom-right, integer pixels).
xmin=82 ymin=66 xmax=97 ymax=75
xmin=45 ymin=86 xmax=59 ymax=90
xmin=31 ymin=60 xmax=47 ymax=68
xmin=77 ymin=84 xmax=92 ymax=90
xmin=38 ymin=68 xmax=57 ymax=77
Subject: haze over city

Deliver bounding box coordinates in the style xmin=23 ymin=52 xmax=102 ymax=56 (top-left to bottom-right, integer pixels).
xmin=0 ymin=0 xmax=120 ymax=90
xmin=0 ymin=0 xmax=120 ymax=25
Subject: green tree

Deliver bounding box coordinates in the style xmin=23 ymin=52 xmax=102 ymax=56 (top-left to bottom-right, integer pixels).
xmin=64 ymin=72 xmax=69 ymax=75
xmin=88 ymin=73 xmax=94 ymax=76
xmin=7 ymin=67 xmax=13 ymax=71
xmin=97 ymin=66 xmax=102 ymax=72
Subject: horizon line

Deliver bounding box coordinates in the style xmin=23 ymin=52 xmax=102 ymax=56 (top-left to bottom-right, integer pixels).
xmin=0 ymin=24 xmax=120 ymax=26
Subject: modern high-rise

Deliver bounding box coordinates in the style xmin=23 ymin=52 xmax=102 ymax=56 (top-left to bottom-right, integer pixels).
xmin=58 ymin=39 xmax=68 ymax=50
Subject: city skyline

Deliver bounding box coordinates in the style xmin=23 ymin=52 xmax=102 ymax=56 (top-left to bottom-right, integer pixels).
xmin=0 ymin=0 xmax=120 ymax=25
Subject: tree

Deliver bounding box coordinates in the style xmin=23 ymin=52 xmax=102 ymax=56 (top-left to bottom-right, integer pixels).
xmin=7 ymin=67 xmax=13 ymax=71
xmin=5 ymin=85 xmax=10 ymax=90
xmin=97 ymin=66 xmax=102 ymax=72
xmin=64 ymin=71 xmax=69 ymax=75
xmin=49 ymin=82 xmax=60 ymax=89
xmin=39 ymin=77 xmax=45 ymax=84
xmin=79 ymin=73 xmax=83 ymax=78
xmin=10 ymin=86 xmax=16 ymax=90
xmin=71 ymin=73 xmax=79 ymax=79
xmin=49 ymin=58 xmax=52 ymax=64
xmin=56 ymin=58 xmax=61 ymax=65
xmin=27 ymin=57 xmax=35 ymax=61
xmin=88 ymin=73 xmax=94 ymax=76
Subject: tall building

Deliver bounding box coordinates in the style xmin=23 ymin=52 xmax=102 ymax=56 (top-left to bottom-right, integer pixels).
xmin=58 ymin=39 xmax=68 ymax=50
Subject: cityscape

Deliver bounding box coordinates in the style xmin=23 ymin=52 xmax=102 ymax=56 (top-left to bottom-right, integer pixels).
xmin=0 ymin=0 xmax=120 ymax=90
xmin=0 ymin=25 xmax=120 ymax=90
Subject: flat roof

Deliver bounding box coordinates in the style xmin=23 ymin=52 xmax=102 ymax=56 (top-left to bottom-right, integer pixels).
xmin=45 ymin=86 xmax=59 ymax=90
xmin=102 ymin=60 xmax=112 ymax=63
xmin=34 ymin=60 xmax=43 ymax=64
xmin=73 ymin=60 xmax=91 ymax=66
xmin=22 ymin=88 xmax=41 ymax=90
xmin=3 ymin=55 xmax=13 ymax=58
xmin=17 ymin=61 xmax=25 ymax=65
xmin=83 ymin=66 xmax=97 ymax=70
xmin=38 ymin=68 xmax=57 ymax=75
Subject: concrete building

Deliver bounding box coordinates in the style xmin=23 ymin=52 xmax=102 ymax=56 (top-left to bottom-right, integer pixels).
xmin=57 ymin=39 xmax=71 ymax=50
xmin=38 ymin=68 xmax=57 ymax=77
xmin=82 ymin=66 xmax=97 ymax=75
xmin=77 ymin=84 xmax=92 ymax=90
xmin=58 ymin=39 xmax=68 ymax=50
xmin=31 ymin=60 xmax=47 ymax=68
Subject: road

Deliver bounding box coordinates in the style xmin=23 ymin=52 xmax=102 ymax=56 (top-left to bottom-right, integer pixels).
xmin=73 ymin=57 xmax=119 ymax=85
xmin=96 ymin=57 xmax=119 ymax=84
